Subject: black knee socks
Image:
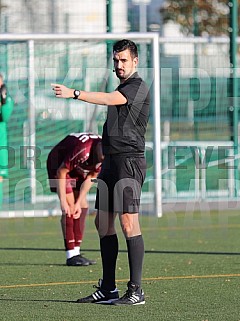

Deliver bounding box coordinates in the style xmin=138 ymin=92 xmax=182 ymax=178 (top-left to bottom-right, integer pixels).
xmin=100 ymin=234 xmax=119 ymax=291
xmin=100 ymin=234 xmax=144 ymax=291
xmin=126 ymin=235 xmax=144 ymax=287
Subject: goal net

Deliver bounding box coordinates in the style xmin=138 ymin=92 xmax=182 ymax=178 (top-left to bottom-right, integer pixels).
xmin=0 ymin=33 xmax=161 ymax=217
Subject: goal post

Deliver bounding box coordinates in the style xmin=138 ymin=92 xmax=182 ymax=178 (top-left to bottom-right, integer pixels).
xmin=0 ymin=33 xmax=162 ymax=217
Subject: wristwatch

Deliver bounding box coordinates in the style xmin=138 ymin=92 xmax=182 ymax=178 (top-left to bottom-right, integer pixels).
xmin=73 ymin=89 xmax=81 ymax=100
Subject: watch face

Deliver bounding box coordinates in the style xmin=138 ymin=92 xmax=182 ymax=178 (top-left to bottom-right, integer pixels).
xmin=75 ymin=90 xmax=80 ymax=97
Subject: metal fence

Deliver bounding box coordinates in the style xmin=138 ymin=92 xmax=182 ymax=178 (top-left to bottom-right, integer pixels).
xmin=0 ymin=33 xmax=240 ymax=216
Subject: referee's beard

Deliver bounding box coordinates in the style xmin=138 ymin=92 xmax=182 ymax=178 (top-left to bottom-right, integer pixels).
xmin=115 ymin=69 xmax=135 ymax=82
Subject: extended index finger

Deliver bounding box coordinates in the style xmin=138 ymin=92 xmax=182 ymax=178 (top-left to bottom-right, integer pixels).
xmin=51 ymin=83 xmax=61 ymax=88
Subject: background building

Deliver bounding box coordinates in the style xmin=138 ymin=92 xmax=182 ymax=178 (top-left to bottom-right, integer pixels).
xmin=0 ymin=0 xmax=128 ymax=33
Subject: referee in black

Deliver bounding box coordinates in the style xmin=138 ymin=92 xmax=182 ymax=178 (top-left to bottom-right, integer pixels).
xmin=52 ymin=39 xmax=150 ymax=305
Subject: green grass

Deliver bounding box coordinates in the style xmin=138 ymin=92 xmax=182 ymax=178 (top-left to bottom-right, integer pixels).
xmin=1 ymin=211 xmax=240 ymax=321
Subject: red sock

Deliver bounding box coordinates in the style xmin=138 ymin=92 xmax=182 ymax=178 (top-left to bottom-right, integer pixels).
xmin=61 ymin=215 xmax=75 ymax=250
xmin=74 ymin=208 xmax=88 ymax=247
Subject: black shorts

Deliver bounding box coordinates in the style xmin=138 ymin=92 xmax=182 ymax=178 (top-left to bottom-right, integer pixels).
xmin=95 ymin=154 xmax=146 ymax=214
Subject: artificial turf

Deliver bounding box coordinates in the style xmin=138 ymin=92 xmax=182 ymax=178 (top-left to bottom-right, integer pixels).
xmin=0 ymin=210 xmax=240 ymax=321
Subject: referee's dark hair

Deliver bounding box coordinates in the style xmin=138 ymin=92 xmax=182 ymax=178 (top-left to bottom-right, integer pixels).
xmin=113 ymin=39 xmax=138 ymax=59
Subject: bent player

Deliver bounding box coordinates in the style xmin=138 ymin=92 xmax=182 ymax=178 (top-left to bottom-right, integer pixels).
xmin=47 ymin=132 xmax=103 ymax=266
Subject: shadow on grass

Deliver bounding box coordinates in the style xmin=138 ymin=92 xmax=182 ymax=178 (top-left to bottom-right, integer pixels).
xmin=0 ymin=262 xmax=67 ymax=266
xmin=0 ymin=298 xmax=77 ymax=303
xmin=0 ymin=298 xmax=115 ymax=306
xmin=0 ymin=247 xmax=240 ymax=256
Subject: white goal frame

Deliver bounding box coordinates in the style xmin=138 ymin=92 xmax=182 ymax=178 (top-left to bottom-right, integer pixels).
xmin=0 ymin=33 xmax=162 ymax=217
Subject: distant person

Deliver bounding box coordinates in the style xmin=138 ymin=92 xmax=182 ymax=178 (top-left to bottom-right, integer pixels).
xmin=47 ymin=132 xmax=103 ymax=266
xmin=51 ymin=39 xmax=150 ymax=305
xmin=0 ymin=73 xmax=14 ymax=208
xmin=0 ymin=74 xmax=7 ymax=105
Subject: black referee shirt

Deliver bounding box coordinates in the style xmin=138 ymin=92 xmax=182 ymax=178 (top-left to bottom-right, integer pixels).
xmin=102 ymin=72 xmax=150 ymax=155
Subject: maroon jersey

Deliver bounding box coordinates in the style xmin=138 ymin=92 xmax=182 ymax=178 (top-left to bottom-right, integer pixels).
xmin=47 ymin=133 xmax=102 ymax=193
